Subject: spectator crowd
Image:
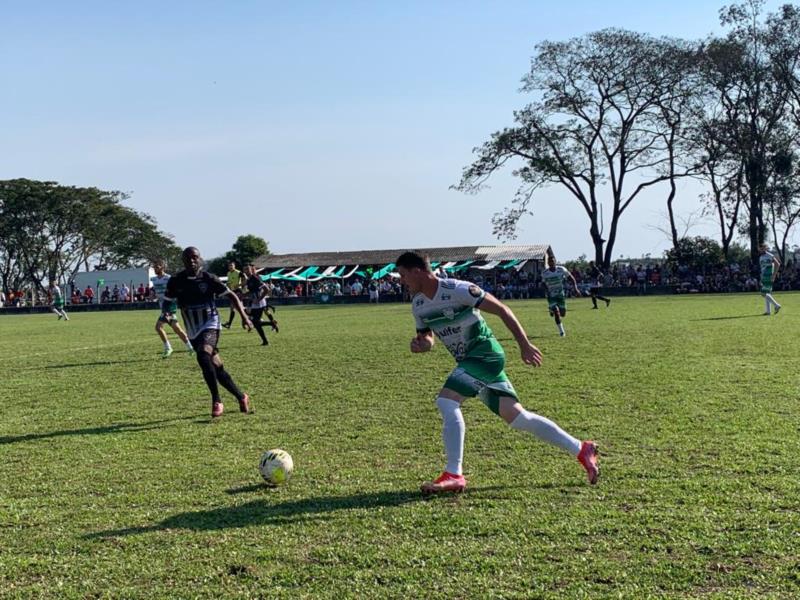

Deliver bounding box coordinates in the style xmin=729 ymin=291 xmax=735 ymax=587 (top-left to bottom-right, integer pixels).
xmin=5 ymin=258 xmax=800 ymax=308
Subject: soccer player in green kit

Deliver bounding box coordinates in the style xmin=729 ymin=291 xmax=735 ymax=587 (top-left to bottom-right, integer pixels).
xmin=396 ymin=251 xmax=599 ymax=494
xmin=48 ymin=282 xmax=69 ymax=321
xmin=759 ymin=243 xmax=782 ymax=315
xmin=151 ymin=260 xmax=194 ymax=358
xmin=541 ymin=249 xmax=581 ymax=337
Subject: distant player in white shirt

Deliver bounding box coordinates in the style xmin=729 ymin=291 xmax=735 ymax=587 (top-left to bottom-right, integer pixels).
xmin=151 ymin=260 xmax=194 ymax=358
xmin=758 ymin=243 xmax=782 ymax=315
xmin=48 ymin=282 xmax=69 ymax=321
xmin=541 ymin=249 xmax=580 ymax=336
xmin=397 ymin=251 xmax=599 ymax=495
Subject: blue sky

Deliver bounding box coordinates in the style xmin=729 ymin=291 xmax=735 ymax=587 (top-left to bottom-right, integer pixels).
xmin=1 ymin=1 xmax=787 ymax=261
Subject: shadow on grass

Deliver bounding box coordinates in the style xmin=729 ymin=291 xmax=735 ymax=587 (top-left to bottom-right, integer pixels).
xmin=86 ymin=485 xmax=520 ymax=537
xmin=43 ymin=358 xmax=157 ymax=369
xmin=690 ymin=314 xmax=765 ymax=322
xmin=0 ymin=416 xmax=197 ymax=445
xmin=226 ymin=483 xmax=270 ymax=495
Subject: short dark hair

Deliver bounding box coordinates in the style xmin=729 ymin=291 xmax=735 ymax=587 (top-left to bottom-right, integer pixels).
xmin=396 ymin=251 xmax=431 ymax=272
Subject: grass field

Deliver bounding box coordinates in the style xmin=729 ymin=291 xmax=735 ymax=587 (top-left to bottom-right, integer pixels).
xmin=2 ymin=294 xmax=799 ymax=599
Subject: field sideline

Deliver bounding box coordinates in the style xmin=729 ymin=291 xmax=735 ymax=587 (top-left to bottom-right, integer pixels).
xmin=2 ymin=294 xmax=799 ymax=598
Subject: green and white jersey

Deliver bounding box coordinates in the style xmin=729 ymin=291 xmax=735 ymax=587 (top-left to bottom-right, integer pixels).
xmin=542 ymin=266 xmax=570 ymax=298
xmin=150 ymin=274 xmax=170 ymax=302
xmin=151 ymin=274 xmax=176 ymax=313
xmin=759 ymin=252 xmax=775 ymax=283
xmin=412 ymin=278 xmax=495 ymax=361
xmin=50 ymin=286 xmax=62 ymax=303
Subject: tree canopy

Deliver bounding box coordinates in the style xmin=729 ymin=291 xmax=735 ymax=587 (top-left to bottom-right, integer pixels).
xmin=456 ymin=1 xmax=800 ymax=269
xmin=0 ymin=179 xmax=181 ymax=292
xmin=206 ymin=235 xmax=271 ymax=276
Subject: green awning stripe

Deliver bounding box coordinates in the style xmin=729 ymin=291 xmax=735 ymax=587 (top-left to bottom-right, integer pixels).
xmin=372 ymin=263 xmax=396 ymax=279
xmin=447 ymin=260 xmax=475 ymax=272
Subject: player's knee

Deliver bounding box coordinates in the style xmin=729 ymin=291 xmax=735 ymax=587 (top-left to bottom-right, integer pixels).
xmin=211 ymin=354 xmax=223 ymax=367
xmin=196 ymin=350 xmax=213 ymax=368
xmin=437 ymin=388 xmax=463 ymax=404
xmin=499 ymin=398 xmax=524 ymax=424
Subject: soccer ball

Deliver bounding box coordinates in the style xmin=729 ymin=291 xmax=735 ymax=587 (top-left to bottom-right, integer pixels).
xmin=259 ymin=449 xmax=293 ymax=485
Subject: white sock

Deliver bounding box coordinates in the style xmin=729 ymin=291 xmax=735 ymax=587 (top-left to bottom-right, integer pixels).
xmin=185 ymin=341 xmax=194 ymax=351
xmin=164 ymin=341 xmax=172 ymax=350
xmin=510 ymin=409 xmax=581 ymax=456
xmin=766 ymin=293 xmax=779 ymax=308
xmin=436 ymin=397 xmax=465 ymax=475
xmin=765 ymin=297 xmax=772 ymax=313
xmin=557 ymin=322 xmax=565 ymax=335
xmin=62 ymin=312 xmax=69 ymax=321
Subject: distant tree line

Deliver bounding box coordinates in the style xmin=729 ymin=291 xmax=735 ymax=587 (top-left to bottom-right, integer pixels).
xmin=456 ymin=0 xmax=800 ymax=270
xmin=0 ymin=179 xmax=182 ymax=294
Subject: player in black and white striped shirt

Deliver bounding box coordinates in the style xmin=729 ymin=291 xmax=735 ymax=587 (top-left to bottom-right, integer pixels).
xmin=165 ymin=247 xmax=254 ymax=418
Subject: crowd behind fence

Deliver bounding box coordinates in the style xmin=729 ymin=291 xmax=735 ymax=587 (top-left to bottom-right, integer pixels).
xmin=3 ymin=259 xmax=800 ymax=309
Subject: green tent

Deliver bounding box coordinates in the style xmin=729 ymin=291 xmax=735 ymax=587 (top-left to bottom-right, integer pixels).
xmin=259 ymin=268 xmax=284 ymax=281
xmin=447 ymin=260 xmax=475 ymax=273
xmin=371 ymin=263 xmax=396 ymax=279
xmin=498 ymin=259 xmax=522 ymax=269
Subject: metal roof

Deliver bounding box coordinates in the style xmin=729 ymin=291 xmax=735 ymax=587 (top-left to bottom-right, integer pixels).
xmin=255 ymin=244 xmax=550 ymax=269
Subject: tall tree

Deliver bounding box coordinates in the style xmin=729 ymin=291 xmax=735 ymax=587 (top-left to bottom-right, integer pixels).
xmin=699 ymin=0 xmax=800 ymax=266
xmin=650 ymin=40 xmax=707 ymax=253
xmin=0 ymin=179 xmax=180 ymax=292
xmin=455 ymin=29 xmax=696 ymax=268
xmin=683 ymin=101 xmax=746 ymax=261
xmin=229 ymin=234 xmax=269 ymax=267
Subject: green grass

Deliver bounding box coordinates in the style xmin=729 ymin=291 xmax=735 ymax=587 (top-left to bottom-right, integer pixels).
xmin=1 ymin=295 xmax=799 ymax=599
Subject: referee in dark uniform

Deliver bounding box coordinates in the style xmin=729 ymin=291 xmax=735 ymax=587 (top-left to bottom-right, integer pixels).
xmin=587 ymin=261 xmax=611 ymax=309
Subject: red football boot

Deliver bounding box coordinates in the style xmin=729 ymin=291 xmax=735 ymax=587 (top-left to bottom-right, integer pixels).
xmin=421 ymin=471 xmax=467 ymax=495
xmin=577 ymin=440 xmax=600 ymax=485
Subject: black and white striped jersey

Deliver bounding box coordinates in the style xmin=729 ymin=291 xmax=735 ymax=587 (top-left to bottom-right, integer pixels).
xmin=245 ymin=274 xmax=268 ymax=309
xmin=165 ymin=270 xmax=230 ymax=340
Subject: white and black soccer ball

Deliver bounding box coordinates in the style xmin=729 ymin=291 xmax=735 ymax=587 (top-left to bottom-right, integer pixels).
xmin=259 ymin=449 xmax=293 ymax=485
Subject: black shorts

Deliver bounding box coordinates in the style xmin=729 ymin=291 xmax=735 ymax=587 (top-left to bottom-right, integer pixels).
xmin=190 ymin=328 xmax=220 ymax=354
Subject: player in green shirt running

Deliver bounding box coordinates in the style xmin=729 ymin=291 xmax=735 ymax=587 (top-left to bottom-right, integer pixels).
xmin=396 ymin=251 xmax=599 ymax=495
xmin=541 ymin=249 xmax=581 ymax=336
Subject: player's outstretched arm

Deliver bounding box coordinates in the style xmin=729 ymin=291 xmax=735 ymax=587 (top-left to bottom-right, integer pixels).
xmin=479 ymin=293 xmax=543 ymax=367
xmin=410 ymin=330 xmax=435 ymax=353
xmin=569 ymin=273 xmax=581 ymax=296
